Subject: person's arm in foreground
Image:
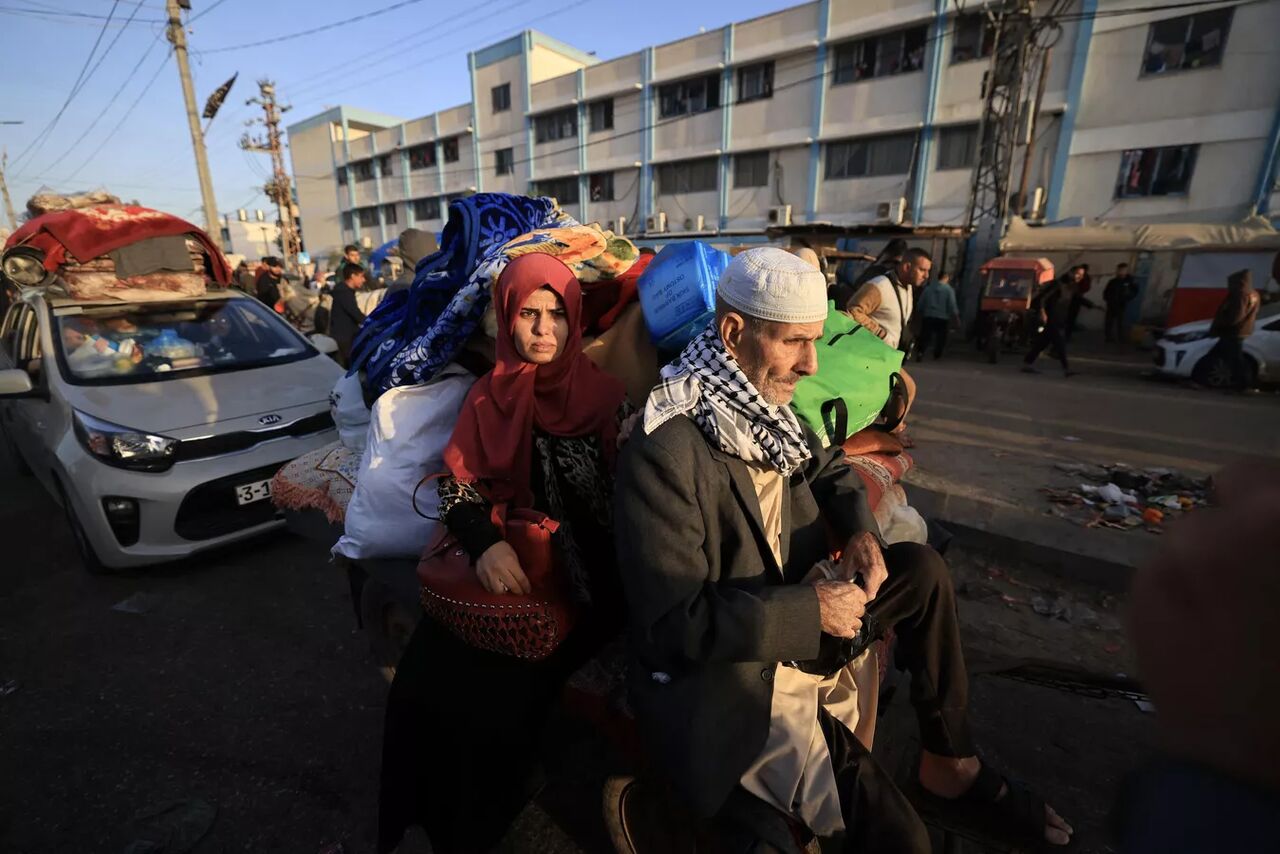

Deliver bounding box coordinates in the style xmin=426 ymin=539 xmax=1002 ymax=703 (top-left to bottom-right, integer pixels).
xmin=1121 ymin=461 xmax=1280 ymax=853
xmin=846 ymin=281 xmax=887 ymax=339
xmin=804 ymin=436 xmax=890 ymax=599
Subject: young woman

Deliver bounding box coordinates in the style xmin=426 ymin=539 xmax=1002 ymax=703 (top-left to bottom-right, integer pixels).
xmin=378 ymin=253 xmax=632 ymax=854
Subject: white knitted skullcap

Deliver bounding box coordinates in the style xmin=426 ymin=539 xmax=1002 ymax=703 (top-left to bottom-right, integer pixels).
xmin=717 ymin=246 xmax=828 ymax=324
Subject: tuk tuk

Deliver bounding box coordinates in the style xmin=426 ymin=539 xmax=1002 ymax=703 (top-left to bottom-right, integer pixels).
xmin=975 ymin=256 xmax=1055 ymax=362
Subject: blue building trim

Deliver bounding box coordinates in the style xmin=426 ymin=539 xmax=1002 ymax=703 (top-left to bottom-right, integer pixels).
xmin=577 ymin=69 xmax=589 ymax=222
xmin=806 ymin=0 xmax=831 ymax=222
xmin=1045 ymin=0 xmax=1096 ymax=223
xmin=525 ymin=33 xmax=537 ymax=193
xmin=433 ymin=113 xmax=445 ymax=201
xmin=400 ymin=123 xmax=413 ymax=228
xmin=467 ymin=51 xmax=483 ymax=193
xmin=1253 ymin=100 xmax=1280 ymax=217
xmin=640 ymin=47 xmax=655 ymax=228
xmin=719 ymin=24 xmax=735 ymax=230
xmin=912 ymin=0 xmax=949 ymax=222
xmin=473 ymin=35 xmax=523 ymax=70
xmin=341 ymin=115 xmax=358 ymax=244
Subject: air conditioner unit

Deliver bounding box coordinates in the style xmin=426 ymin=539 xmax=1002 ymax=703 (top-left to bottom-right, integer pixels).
xmin=361 ymin=236 xmax=374 ymax=249
xmin=616 ymin=215 xmax=627 ymax=236
xmin=683 ymin=215 xmax=705 ymax=232
xmin=767 ymin=204 xmax=792 ymax=227
xmin=875 ymin=198 xmax=906 ymax=225
xmin=646 ymin=211 xmax=668 ymax=233
xmin=1025 ymin=186 xmax=1046 ymax=221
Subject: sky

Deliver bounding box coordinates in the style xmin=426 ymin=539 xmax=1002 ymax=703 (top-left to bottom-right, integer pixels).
xmin=0 ymin=0 xmax=797 ymax=227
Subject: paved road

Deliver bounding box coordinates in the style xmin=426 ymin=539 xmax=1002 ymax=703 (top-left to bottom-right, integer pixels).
xmin=0 ymin=451 xmax=388 ymax=853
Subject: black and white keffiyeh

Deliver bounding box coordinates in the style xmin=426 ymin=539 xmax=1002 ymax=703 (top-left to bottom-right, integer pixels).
xmin=643 ymin=324 xmax=812 ymax=476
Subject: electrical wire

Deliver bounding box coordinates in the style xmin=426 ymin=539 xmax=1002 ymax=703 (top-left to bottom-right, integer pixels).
xmin=64 ymin=48 xmax=173 ymax=183
xmin=199 ymin=0 xmax=436 ymax=54
xmin=10 ymin=0 xmax=123 ymax=174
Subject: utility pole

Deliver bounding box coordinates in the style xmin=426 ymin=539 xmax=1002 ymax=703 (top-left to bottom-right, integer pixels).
xmin=0 ymin=150 xmax=18 ymax=231
xmin=166 ymin=0 xmax=221 ymax=233
xmin=241 ymin=80 xmax=300 ymax=273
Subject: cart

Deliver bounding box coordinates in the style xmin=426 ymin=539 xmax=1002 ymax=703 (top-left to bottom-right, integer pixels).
xmin=975 ymin=257 xmax=1055 ymax=363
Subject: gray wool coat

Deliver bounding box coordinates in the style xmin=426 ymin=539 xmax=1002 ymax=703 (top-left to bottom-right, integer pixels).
xmin=613 ymin=414 xmax=881 ymax=818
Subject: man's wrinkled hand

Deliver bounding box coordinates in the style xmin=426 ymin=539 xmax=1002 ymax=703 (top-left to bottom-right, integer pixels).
xmin=813 ymin=579 xmax=868 ymax=638
xmin=839 ymin=531 xmax=888 ymax=600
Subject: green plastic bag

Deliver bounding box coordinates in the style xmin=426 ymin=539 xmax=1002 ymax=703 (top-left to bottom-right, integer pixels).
xmin=791 ymin=303 xmax=905 ymax=448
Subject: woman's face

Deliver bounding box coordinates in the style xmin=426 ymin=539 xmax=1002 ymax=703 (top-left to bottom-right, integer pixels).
xmin=512 ymin=286 xmax=568 ymax=365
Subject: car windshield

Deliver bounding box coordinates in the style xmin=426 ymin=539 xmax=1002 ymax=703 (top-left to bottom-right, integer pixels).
xmin=984 ymin=270 xmax=1036 ymax=300
xmin=55 ymin=298 xmax=313 ymax=385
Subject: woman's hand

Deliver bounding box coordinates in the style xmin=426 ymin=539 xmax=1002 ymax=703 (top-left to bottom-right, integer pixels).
xmin=475 ymin=541 xmax=531 ymax=595
xmin=617 ymin=411 xmax=641 ymax=449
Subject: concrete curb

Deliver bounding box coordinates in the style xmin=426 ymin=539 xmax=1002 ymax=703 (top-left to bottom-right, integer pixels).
xmin=905 ymin=482 xmax=1148 ymax=592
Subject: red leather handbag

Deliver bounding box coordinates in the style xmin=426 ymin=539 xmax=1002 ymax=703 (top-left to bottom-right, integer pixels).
xmin=416 ymin=508 xmax=577 ymax=661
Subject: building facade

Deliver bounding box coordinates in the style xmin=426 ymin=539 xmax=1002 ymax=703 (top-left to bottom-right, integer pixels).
xmin=219 ymin=212 xmax=283 ymax=262
xmin=287 ymin=0 xmax=1280 ymax=260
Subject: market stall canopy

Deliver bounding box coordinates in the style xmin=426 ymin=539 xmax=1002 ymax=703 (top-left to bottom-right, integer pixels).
xmin=1002 ymin=215 xmax=1280 ymax=253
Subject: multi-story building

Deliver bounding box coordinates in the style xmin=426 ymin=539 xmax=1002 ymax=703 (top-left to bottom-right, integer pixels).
xmin=287 ymin=0 xmax=1280 ymax=261
xmin=218 ymin=210 xmax=282 ymax=262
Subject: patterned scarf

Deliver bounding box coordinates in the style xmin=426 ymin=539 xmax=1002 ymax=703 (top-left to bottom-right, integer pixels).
xmin=643 ymin=324 xmax=812 ymax=476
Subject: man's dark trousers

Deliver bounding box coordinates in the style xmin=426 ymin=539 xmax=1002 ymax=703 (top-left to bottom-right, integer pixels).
xmin=1105 ymin=306 xmax=1125 ymax=343
xmin=1024 ymin=323 xmax=1070 ymax=372
xmin=713 ymin=542 xmax=971 ymax=853
xmin=1209 ymin=336 xmax=1251 ymax=389
xmin=916 ymin=318 xmax=950 ymax=360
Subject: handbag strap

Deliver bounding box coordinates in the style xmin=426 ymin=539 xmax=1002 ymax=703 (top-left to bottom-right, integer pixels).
xmin=411 ymin=471 xmax=449 ymax=521
xmin=820 ymin=398 xmax=849 ymax=447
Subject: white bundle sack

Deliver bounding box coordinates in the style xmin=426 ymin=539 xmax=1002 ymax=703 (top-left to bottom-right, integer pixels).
xmin=329 ymin=372 xmax=371 ymax=452
xmin=334 ymin=365 xmax=475 ymax=560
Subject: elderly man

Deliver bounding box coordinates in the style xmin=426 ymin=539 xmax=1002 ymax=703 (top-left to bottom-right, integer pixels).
xmin=613 ymin=247 xmax=1071 ymax=851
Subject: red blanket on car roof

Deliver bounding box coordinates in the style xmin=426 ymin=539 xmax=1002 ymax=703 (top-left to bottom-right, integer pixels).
xmin=5 ymin=204 xmax=230 ymax=284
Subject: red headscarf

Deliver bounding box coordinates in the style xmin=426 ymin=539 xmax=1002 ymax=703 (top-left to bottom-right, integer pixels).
xmin=443 ymin=253 xmax=626 ymax=507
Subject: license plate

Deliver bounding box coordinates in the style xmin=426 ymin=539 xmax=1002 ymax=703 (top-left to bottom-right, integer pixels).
xmin=234 ymin=478 xmax=273 ymax=505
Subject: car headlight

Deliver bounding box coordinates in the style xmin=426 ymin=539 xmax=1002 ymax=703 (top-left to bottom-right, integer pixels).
xmin=1 ymin=246 xmax=52 ymax=287
xmin=1162 ymin=330 xmax=1209 ymax=344
xmin=72 ymin=410 xmax=180 ymax=472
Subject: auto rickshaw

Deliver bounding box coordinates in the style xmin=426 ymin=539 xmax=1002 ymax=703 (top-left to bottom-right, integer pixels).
xmin=974 ymin=256 xmax=1055 ymax=363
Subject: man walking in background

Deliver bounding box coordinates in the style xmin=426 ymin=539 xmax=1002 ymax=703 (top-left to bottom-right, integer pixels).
xmin=329 ymin=263 xmax=368 ymax=368
xmin=1206 ymin=269 xmax=1261 ymax=393
xmin=1065 ymin=263 xmax=1094 ymax=341
xmin=1103 ymin=262 xmax=1138 ymax=344
xmin=846 ymin=247 xmax=932 ymax=352
xmin=254 ymin=256 xmax=285 ymax=310
xmin=1023 ymin=266 xmax=1091 ymax=377
xmin=915 ymin=272 xmax=960 ymax=361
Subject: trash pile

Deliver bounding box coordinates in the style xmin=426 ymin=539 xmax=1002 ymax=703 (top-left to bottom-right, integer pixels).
xmin=1041 ymin=462 xmax=1211 ymax=533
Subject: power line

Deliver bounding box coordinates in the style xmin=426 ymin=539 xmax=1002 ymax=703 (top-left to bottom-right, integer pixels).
xmin=0 ymin=4 xmax=160 ymax=23
xmin=190 ymin=0 xmax=233 ymax=22
xmin=10 ymin=0 xmax=123 ymax=175
xmin=64 ymin=49 xmax=173 ymax=183
xmin=199 ymin=0 xmax=434 ymax=54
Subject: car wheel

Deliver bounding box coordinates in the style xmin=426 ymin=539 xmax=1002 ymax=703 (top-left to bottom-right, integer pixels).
xmin=0 ymin=425 xmax=31 ymax=476
xmin=1192 ymin=351 xmax=1258 ymax=389
xmin=55 ymin=479 xmax=112 ymax=575
xmin=360 ymin=577 xmax=420 ymax=682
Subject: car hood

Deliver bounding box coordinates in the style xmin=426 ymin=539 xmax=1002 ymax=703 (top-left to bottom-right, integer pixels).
xmin=60 ymin=354 xmax=342 ymax=435
xmin=1165 ymin=318 xmax=1213 ymax=337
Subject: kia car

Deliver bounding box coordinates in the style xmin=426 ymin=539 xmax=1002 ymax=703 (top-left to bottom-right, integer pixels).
xmin=1153 ymin=303 xmax=1280 ymax=387
xmin=0 ymin=288 xmax=341 ymax=572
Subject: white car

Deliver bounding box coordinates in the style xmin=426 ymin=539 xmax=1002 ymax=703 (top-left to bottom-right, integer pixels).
xmin=1154 ymin=304 xmax=1280 ymax=387
xmin=0 ymin=288 xmax=341 ymax=572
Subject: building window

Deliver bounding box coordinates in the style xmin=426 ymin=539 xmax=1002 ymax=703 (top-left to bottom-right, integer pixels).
xmin=357 ymin=207 xmax=379 ymax=227
xmin=352 ymin=160 xmax=374 ymax=182
xmin=492 ymin=83 xmax=511 ymax=113
xmin=409 ymin=144 xmax=436 ymax=170
xmin=734 ymin=151 xmax=770 ymax=187
xmin=589 ymin=172 xmax=614 ymax=202
xmin=951 ymin=15 xmax=996 ymax=64
xmin=337 ymin=168 xmax=348 ymax=186
xmin=495 ymin=147 xmax=514 ymax=176
xmin=657 ymin=73 xmax=721 ymax=119
xmin=382 ymin=203 xmax=398 ymax=226
xmin=378 ymin=155 xmax=393 ymax=178
xmin=588 ymin=98 xmax=613 ymax=132
xmin=534 ymin=176 xmax=580 ymax=205
xmin=656 ymin=157 xmax=719 ymax=195
xmin=824 ymin=132 xmax=918 ymax=180
xmin=342 ymin=211 xmax=353 ymax=231
xmin=1142 ymin=8 xmax=1232 ymax=76
xmin=737 ymin=61 xmax=774 ymax=103
xmin=936 ymin=124 xmax=979 ymax=170
xmin=534 ymin=107 xmax=577 ymax=144
xmin=442 ymin=136 xmax=460 ymax=163
xmin=413 ymin=197 xmax=441 ymax=220
xmin=833 ymin=26 xmax=927 ymax=83
xmin=1115 ymin=145 xmax=1198 ymax=198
